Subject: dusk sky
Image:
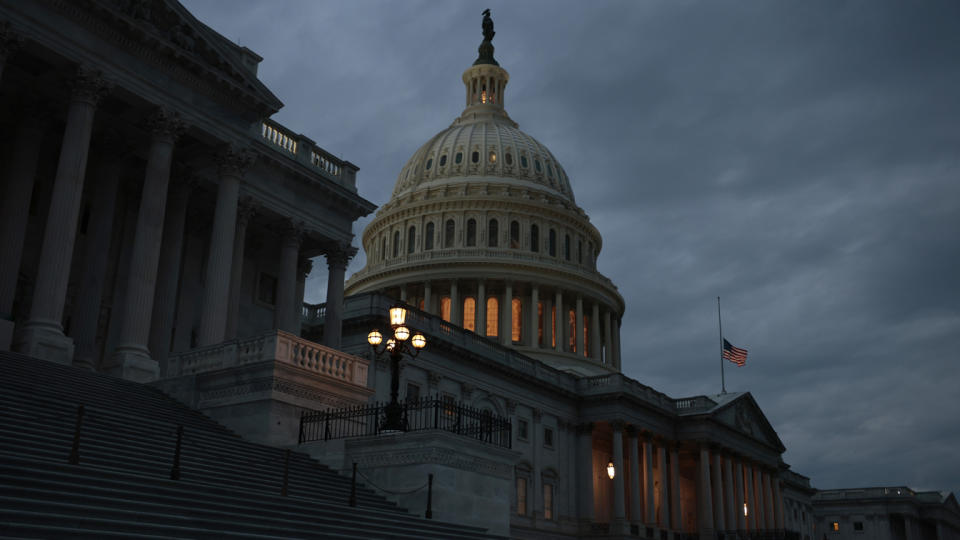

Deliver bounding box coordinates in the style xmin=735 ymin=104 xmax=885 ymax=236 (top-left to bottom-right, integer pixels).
xmin=181 ymin=1 xmax=960 ymax=496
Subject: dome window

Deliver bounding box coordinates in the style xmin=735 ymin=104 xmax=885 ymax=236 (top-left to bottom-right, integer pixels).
xmin=535 ymin=160 xmax=542 ymax=173
xmin=489 ymin=151 xmax=496 ymax=163
xmin=510 ymin=220 xmax=520 ymax=249
xmin=472 ymin=151 xmax=480 ymax=163
xmin=426 ymin=158 xmax=433 ymax=170
xmin=520 ymin=155 xmax=528 ymax=168
xmin=505 ymin=153 xmax=513 ymax=166
xmin=488 ymin=219 xmax=498 ymax=247
xmin=530 ymin=224 xmax=540 ymax=252
xmin=440 ymin=155 xmax=447 ymax=167
xmin=466 ymin=218 xmax=477 ymax=246
xmin=455 ymin=152 xmax=463 ymax=164
xmin=425 ymin=222 xmax=435 ymax=250
xmin=407 ymin=226 xmax=416 ymax=254
xmin=547 ymin=164 xmax=553 ymax=177
xmin=444 ymin=219 xmax=455 ymax=248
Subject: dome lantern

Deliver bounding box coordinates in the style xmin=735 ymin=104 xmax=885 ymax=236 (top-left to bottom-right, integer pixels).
xmin=463 ymin=9 xmax=509 ymax=110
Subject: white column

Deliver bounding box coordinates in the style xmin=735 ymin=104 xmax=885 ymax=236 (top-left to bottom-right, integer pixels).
xmin=576 ymin=423 xmax=595 ymax=522
xmin=449 ymin=280 xmax=460 ymax=325
xmin=423 ymin=281 xmax=432 ymax=315
xmin=698 ymin=444 xmax=714 ymax=538
xmin=590 ymin=301 xmax=601 ymax=360
xmin=501 ymin=281 xmax=512 ymax=345
xmin=644 ymin=434 xmax=655 ymax=525
xmin=528 ymin=285 xmax=539 ymax=347
xmin=0 ymin=107 xmax=48 ymax=350
xmin=612 ymin=315 xmax=622 ymax=368
xmin=71 ymin=152 xmax=125 ymax=369
xmin=554 ymin=290 xmax=563 ymax=352
xmin=773 ymin=475 xmax=785 ymax=531
xmin=575 ymin=295 xmax=584 ymax=356
xmin=147 ymin=175 xmax=194 ymax=376
xmin=734 ymin=459 xmax=747 ymax=532
xmin=275 ymin=222 xmax=303 ymax=334
xmin=225 ymin=199 xmax=255 ymax=340
xmin=712 ymin=452 xmax=725 ymax=531
xmin=670 ymin=444 xmax=682 ymax=532
xmin=723 ymin=452 xmax=736 ymax=531
xmin=399 ymin=285 xmax=408 ymax=302
xmin=658 ymin=441 xmax=669 ymax=528
xmin=603 ymin=309 xmax=613 ymax=366
xmin=629 ymin=429 xmax=641 ymax=524
xmin=199 ymin=147 xmax=252 ymax=346
xmin=755 ymin=467 xmax=766 ymax=530
xmin=107 ymin=108 xmax=183 ymax=381
xmin=476 ymin=280 xmax=485 ymax=335
xmin=612 ymin=421 xmax=627 ymax=533
xmin=763 ymin=469 xmax=775 ymax=531
xmin=542 ymin=296 xmax=553 ymax=349
xmin=322 ymin=246 xmax=351 ymax=349
xmin=745 ymin=463 xmax=757 ymax=532
xmin=16 ymin=68 xmax=109 ymax=363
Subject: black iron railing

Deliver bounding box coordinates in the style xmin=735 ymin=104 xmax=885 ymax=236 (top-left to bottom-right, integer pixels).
xmin=298 ymin=397 xmax=512 ymax=449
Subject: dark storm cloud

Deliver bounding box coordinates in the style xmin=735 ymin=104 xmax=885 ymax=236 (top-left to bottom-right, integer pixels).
xmin=182 ymin=1 xmax=960 ymax=495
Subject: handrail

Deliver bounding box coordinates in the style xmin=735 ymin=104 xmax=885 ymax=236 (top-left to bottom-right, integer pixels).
xmin=259 ymin=118 xmax=351 ymax=186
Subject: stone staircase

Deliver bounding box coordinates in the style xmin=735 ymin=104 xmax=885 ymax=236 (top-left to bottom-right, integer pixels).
xmin=0 ymin=351 xmax=501 ymax=539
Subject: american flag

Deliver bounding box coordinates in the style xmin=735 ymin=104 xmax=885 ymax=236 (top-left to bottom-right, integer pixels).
xmin=723 ymin=339 xmax=747 ymax=366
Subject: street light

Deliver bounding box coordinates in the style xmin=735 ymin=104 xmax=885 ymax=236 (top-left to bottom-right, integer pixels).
xmin=368 ymin=303 xmax=427 ymax=431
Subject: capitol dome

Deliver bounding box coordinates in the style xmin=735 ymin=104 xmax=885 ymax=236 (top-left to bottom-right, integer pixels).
xmin=346 ymin=15 xmax=624 ymax=375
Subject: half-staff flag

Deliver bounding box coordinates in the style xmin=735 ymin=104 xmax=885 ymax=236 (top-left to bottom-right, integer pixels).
xmin=722 ymin=339 xmax=747 ymax=367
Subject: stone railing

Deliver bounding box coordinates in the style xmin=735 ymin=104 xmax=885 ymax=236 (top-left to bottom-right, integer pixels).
xmin=577 ymin=373 xmax=680 ymax=414
xmin=170 ymin=330 xmax=368 ymax=388
xmin=814 ymin=487 xmax=919 ymax=500
xmin=302 ymin=303 xmax=325 ymax=323
xmin=674 ymin=395 xmax=719 ymax=413
xmin=258 ymin=119 xmax=355 ymax=190
xmin=348 ymin=247 xmax=617 ymax=291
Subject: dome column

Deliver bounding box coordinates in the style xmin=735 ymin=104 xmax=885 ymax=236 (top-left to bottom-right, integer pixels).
xmin=575 ymin=295 xmax=584 ymax=356
xmin=476 ymin=280 xmax=486 ymax=336
xmin=591 ymin=301 xmax=601 ymax=360
xmin=527 ymin=285 xmax=539 ymax=347
xmin=553 ymin=291 xmax=563 ymax=352
xmin=500 ymin=281 xmax=512 ymax=346
xmin=449 ymin=280 xmax=460 ymax=325
xmin=423 ymin=281 xmax=432 ymax=314
xmin=612 ymin=315 xmax=622 ymax=369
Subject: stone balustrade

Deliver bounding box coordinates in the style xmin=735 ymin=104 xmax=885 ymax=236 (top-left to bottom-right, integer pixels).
xmin=259 ymin=118 xmax=355 ymax=190
xmin=170 ymin=329 xmax=368 ymax=387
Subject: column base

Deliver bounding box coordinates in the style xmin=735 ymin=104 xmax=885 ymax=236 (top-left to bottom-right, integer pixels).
xmin=0 ymin=318 xmax=14 ymax=351
xmin=611 ymin=518 xmax=631 ymax=535
xmin=13 ymin=320 xmax=75 ymax=364
xmin=105 ymin=345 xmax=159 ymax=382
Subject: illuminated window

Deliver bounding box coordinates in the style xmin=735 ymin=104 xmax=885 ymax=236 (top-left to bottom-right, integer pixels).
xmin=489 ymin=151 xmax=496 ymax=163
xmin=832 ymin=522 xmax=839 ymax=532
xmin=543 ymin=483 xmax=553 ymax=520
xmin=488 ymin=219 xmax=498 ymax=247
xmin=444 ymin=219 xmax=455 ymax=248
xmin=511 ymin=298 xmax=522 ymax=343
xmin=516 ymin=477 xmax=527 ymax=516
xmin=530 ymin=224 xmax=539 ymax=252
xmin=549 ymin=229 xmax=556 ymax=256
xmin=407 ymin=226 xmax=416 ymax=254
xmin=463 ymin=297 xmax=476 ymax=332
xmin=537 ymin=302 xmax=544 ymax=346
xmin=455 ymin=152 xmax=463 ymax=164
xmin=439 ymin=154 xmax=447 ymax=167
xmin=486 ymin=297 xmax=499 ymax=337
xmin=568 ymin=309 xmax=576 ymax=352
xmin=510 ymin=220 xmax=520 ymax=249
xmin=472 ymin=151 xmax=479 ymax=163
xmin=440 ymin=296 xmax=451 ymax=322
xmin=425 ymin=222 xmax=434 ymax=250
xmin=466 ymin=219 xmax=476 ymax=246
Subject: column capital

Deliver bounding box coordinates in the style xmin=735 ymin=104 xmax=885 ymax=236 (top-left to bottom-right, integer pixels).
xmin=531 ymin=407 xmax=542 ymax=423
xmin=297 ymin=257 xmax=313 ymax=280
xmin=610 ymin=419 xmax=625 ymax=432
xmin=216 ymin=143 xmax=256 ymax=178
xmin=575 ymin=422 xmax=594 ymax=435
xmin=281 ymin=219 xmax=305 ymax=248
xmin=237 ymin=196 xmax=258 ymax=227
xmin=325 ymin=243 xmax=356 ymax=270
xmin=503 ymin=397 xmax=518 ymax=415
xmin=146 ymin=106 xmax=186 ymax=144
xmin=71 ymin=65 xmax=113 ymax=107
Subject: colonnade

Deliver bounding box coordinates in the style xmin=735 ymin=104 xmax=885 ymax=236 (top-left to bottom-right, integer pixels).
xmin=577 ymin=422 xmax=786 ymax=538
xmin=0 ymin=63 xmax=352 ymax=381
xmin=393 ymin=278 xmax=621 ymax=369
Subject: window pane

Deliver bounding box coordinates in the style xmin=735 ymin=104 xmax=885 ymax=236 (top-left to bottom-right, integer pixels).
xmin=510 ymin=220 xmax=520 ymax=249
xmin=488 ymin=219 xmax=498 ymax=247
xmin=425 ymin=222 xmax=434 ymax=250
xmin=549 ymin=229 xmax=556 ymax=256
xmin=467 ymin=219 xmax=476 ymax=246
xmin=511 ymin=298 xmax=522 ymax=342
xmin=445 ymin=219 xmax=455 ymax=248
xmin=517 ymin=477 xmax=527 ymax=516
xmin=543 ymin=484 xmax=553 ymax=520
xmin=392 ymin=231 xmax=400 ymax=257
xmin=463 ymin=297 xmax=476 ymax=332
xmin=530 ymin=224 xmax=539 ymax=252
xmin=407 ymin=226 xmax=416 ymax=254
xmin=486 ymin=297 xmax=499 ymax=337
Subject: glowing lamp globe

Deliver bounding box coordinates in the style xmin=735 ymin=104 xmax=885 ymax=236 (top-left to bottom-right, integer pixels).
xmin=606 ymin=461 xmax=615 ymax=480
xmin=394 ymin=326 xmax=411 ymax=341
xmin=411 ymin=333 xmax=426 ymax=349
xmin=367 ymin=329 xmax=383 ymax=346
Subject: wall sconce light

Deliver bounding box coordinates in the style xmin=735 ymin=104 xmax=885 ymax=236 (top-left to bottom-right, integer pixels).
xmin=606 ymin=460 xmax=616 ymax=480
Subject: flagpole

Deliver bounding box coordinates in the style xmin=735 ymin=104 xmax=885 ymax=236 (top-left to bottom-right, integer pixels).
xmin=718 ymin=296 xmax=726 ymax=394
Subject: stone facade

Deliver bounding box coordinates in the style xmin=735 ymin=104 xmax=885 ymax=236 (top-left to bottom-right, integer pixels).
xmin=813 ymin=487 xmax=960 ymax=540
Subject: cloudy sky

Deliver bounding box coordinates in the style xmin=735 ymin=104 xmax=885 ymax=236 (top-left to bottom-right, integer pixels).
xmin=182 ymin=1 xmax=960 ymax=495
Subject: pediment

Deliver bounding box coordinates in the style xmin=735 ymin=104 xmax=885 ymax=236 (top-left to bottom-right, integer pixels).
xmin=66 ymin=0 xmax=283 ymax=114
xmin=712 ymin=394 xmax=785 ymax=451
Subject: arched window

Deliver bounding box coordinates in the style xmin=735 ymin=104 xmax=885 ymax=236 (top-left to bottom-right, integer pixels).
xmin=392 ymin=230 xmax=400 ymax=258
xmin=511 ymin=298 xmax=522 ymax=343
xmin=466 ymin=218 xmax=477 ymax=246
xmin=440 ymin=154 xmax=447 ymax=167
xmin=564 ymin=234 xmax=571 ymax=261
xmin=426 ymin=158 xmax=433 ymax=170
xmin=407 ymin=226 xmax=416 ymax=254
xmin=488 ymin=219 xmax=498 ymax=248
xmin=510 ymin=220 xmax=520 ymax=249
xmin=425 ymin=222 xmax=435 ymax=250
xmin=549 ymin=229 xmax=556 ymax=257
xmin=463 ymin=297 xmax=476 ymax=332
xmin=472 ymin=151 xmax=480 ymax=163
xmin=486 ymin=297 xmax=499 ymax=337
xmin=455 ymin=152 xmax=463 ymax=164
xmin=445 ymin=219 xmax=455 ymax=248
xmin=577 ymin=239 xmax=582 ymax=263
xmin=530 ymin=224 xmax=539 ymax=252
xmin=520 ymin=155 xmax=528 ymax=168
xmin=440 ymin=296 xmax=451 ymax=322
xmin=379 ymin=235 xmax=386 ymax=261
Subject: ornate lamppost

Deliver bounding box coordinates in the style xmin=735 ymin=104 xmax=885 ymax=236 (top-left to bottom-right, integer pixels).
xmin=367 ymin=304 xmax=426 ymax=431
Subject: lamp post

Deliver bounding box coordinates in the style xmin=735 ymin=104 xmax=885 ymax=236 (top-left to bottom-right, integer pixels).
xmin=367 ymin=303 xmax=426 ymax=431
